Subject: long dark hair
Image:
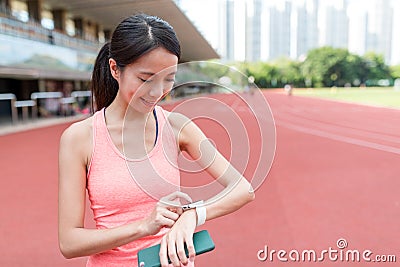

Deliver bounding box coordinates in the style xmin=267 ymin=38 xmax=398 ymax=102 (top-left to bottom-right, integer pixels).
xmin=91 ymin=14 xmax=181 ymax=111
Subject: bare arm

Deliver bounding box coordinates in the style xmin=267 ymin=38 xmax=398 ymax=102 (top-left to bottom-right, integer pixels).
xmin=58 ymin=121 xmax=185 ymax=259
xmin=160 ymin=112 xmax=255 ymax=267
xmin=173 ymin=112 xmax=255 ymax=219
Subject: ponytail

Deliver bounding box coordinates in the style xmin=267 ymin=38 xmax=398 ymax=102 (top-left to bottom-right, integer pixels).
xmin=90 ymin=42 xmax=119 ymax=111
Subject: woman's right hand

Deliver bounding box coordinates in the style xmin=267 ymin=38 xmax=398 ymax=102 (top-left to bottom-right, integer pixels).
xmin=141 ymin=191 xmax=192 ymax=236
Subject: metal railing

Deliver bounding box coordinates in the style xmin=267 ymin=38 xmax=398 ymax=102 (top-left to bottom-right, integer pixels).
xmin=0 ymin=91 xmax=92 ymax=124
xmin=0 ymin=16 xmax=100 ymax=53
xmin=0 ymin=93 xmax=17 ymax=122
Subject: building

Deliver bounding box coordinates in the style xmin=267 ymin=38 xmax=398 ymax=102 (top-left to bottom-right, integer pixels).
xmin=266 ymin=1 xmax=292 ymax=61
xmin=218 ymin=0 xmax=235 ymax=61
xmin=0 ymin=0 xmax=219 ymax=121
xmin=391 ymin=1 xmax=400 ymax=65
xmin=245 ymin=0 xmax=262 ymax=62
xmin=194 ymin=0 xmax=398 ymax=65
xmin=319 ymin=0 xmax=349 ymax=49
xmin=292 ymin=0 xmax=318 ymax=59
xmin=365 ymin=0 xmax=393 ymax=63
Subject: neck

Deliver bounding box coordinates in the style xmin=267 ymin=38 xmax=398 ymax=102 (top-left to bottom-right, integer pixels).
xmin=106 ymin=95 xmax=152 ymax=124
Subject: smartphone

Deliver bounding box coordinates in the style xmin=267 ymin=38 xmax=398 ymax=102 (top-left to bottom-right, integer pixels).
xmin=138 ymin=230 xmax=215 ymax=267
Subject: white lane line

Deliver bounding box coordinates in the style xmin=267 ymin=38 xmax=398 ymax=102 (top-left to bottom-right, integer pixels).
xmin=274 ymin=112 xmax=400 ymax=145
xmin=277 ymin=120 xmax=400 ymax=155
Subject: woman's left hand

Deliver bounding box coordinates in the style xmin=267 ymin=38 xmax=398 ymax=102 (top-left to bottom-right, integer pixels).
xmin=159 ymin=209 xmax=197 ymax=267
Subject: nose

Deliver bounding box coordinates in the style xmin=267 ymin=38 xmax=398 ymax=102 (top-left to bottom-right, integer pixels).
xmin=148 ymin=82 xmax=163 ymax=98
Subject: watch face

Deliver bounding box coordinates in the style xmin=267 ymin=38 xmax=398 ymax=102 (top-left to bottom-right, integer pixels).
xmin=181 ymin=200 xmax=204 ymax=211
xmin=181 ymin=204 xmax=191 ymax=211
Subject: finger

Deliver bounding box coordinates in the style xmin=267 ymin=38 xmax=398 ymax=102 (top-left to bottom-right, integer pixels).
xmin=167 ymin=206 xmax=184 ymax=216
xmin=176 ymin=235 xmax=188 ymax=265
xmin=162 ymin=209 xmax=180 ymax=221
xmin=159 ymin=236 xmax=169 ymax=267
xmin=159 ymin=216 xmax=176 ymax=228
xmin=167 ymin=207 xmax=178 ymax=213
xmin=162 ymin=191 xmax=193 ymax=204
xmin=185 ymin=233 xmax=196 ymax=263
xmin=175 ymin=207 xmax=183 ymax=216
xmin=160 ymin=199 xmax=181 ymax=210
xmin=168 ymin=237 xmax=180 ymax=267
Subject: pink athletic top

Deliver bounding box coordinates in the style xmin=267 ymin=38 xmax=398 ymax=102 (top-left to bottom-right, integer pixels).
xmin=86 ymin=106 xmax=191 ymax=266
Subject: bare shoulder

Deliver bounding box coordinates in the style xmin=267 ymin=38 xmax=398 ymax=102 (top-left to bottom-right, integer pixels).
xmin=59 ymin=116 xmax=93 ymax=163
xmin=163 ymin=110 xmax=206 ymax=150
xmin=60 ymin=116 xmax=93 ymax=144
xmin=163 ymin=110 xmax=191 ymax=131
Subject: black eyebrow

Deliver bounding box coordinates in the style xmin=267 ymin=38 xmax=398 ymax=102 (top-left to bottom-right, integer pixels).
xmin=139 ymin=72 xmax=155 ymax=76
xmin=139 ymin=71 xmax=176 ymax=76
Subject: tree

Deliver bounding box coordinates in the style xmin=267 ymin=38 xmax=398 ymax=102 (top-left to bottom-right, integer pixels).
xmin=242 ymin=61 xmax=273 ymax=88
xmin=238 ymin=58 xmax=305 ymax=88
xmin=272 ymin=57 xmax=305 ymax=87
xmin=301 ymin=47 xmax=356 ymax=87
xmin=224 ymin=47 xmax=393 ymax=89
xmin=362 ymin=52 xmax=392 ymax=85
xmin=300 ymin=47 xmax=392 ymax=87
xmin=390 ymin=65 xmax=400 ymax=79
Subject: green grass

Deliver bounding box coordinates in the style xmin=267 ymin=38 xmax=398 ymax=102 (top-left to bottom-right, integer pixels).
xmin=293 ymin=87 xmax=400 ymax=109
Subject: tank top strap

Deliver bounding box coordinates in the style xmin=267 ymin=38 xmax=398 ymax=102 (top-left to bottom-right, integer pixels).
xmin=154 ymin=106 xmax=178 ymax=156
xmin=96 ymin=108 xmax=109 ymax=140
xmin=86 ymin=108 xmax=107 ymax=178
xmin=93 ymin=108 xmax=110 ymax=154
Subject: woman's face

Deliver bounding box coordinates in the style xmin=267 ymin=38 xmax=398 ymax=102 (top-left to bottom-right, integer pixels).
xmin=110 ymin=47 xmax=178 ymax=113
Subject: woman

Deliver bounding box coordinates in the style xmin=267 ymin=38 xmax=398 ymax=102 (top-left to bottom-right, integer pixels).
xmin=58 ymin=14 xmax=254 ymax=267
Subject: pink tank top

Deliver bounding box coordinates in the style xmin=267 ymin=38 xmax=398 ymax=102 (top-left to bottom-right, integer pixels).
xmin=86 ymin=106 xmax=183 ymax=266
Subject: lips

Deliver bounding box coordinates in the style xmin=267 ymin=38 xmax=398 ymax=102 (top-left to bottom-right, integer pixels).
xmin=140 ymin=97 xmax=157 ymax=107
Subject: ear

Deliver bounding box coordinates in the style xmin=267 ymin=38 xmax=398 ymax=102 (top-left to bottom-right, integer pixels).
xmin=109 ymin=58 xmax=120 ymax=80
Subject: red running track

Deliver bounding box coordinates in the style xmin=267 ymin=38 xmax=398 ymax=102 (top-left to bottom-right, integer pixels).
xmin=0 ymin=91 xmax=399 ymax=266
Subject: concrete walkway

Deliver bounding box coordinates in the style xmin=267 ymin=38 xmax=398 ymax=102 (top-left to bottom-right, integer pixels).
xmin=0 ymin=115 xmax=88 ymax=136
